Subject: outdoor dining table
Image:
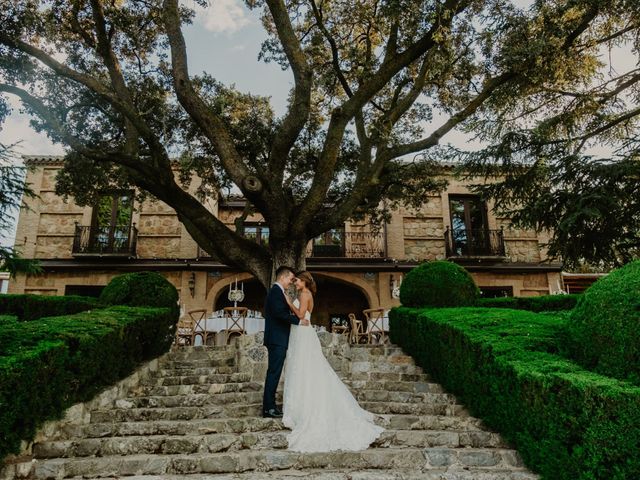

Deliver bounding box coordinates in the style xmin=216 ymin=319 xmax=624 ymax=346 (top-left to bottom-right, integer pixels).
xmin=193 ymin=309 xmax=265 ymax=346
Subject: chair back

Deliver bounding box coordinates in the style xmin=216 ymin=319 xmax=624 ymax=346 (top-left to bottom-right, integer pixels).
xmin=188 ymin=309 xmax=207 ymax=325
xmin=223 ymin=306 xmax=248 ymax=332
xmin=175 ymin=317 xmax=196 ymax=345
xmin=363 ymin=308 xmax=385 ymax=333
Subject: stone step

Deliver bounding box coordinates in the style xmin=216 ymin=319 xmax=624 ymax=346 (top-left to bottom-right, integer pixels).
xmin=137 ymin=377 xmax=441 ymax=395
xmin=354 ymin=390 xmax=457 ymax=404
xmin=167 ymin=345 xmax=237 ymax=358
xmin=361 ymin=402 xmax=468 ymax=417
xmin=90 ymin=399 xmax=468 ymax=423
xmin=349 ymin=362 xmax=423 ymax=375
xmin=350 ymin=372 xmax=430 ymax=382
xmin=11 ymin=447 xmax=528 ymax=478
xmin=155 ymin=365 xmax=240 ymax=378
xmin=32 ymin=429 xmax=507 ymax=459
xmin=142 ymin=372 xmax=253 ymax=387
xmin=130 ymin=382 xmax=263 ymax=397
xmin=117 ymin=392 xmax=264 ymax=409
xmin=63 ymin=469 xmax=539 ymax=480
xmin=158 ymin=360 xmax=237 ymax=370
xmin=344 ymin=379 xmax=443 ymax=394
xmin=123 ymin=388 xmax=455 ymax=407
xmin=58 ymin=415 xmax=486 ymax=440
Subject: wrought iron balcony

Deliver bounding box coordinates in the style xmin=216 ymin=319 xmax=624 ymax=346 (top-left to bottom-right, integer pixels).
xmin=196 ymin=230 xmax=386 ymax=259
xmin=72 ymin=224 xmax=138 ymax=256
xmin=445 ymin=227 xmax=506 ymax=258
xmin=307 ymin=231 xmax=386 ymax=258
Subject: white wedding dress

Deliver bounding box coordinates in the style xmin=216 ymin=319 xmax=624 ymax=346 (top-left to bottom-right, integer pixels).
xmin=282 ymin=299 xmax=384 ymax=452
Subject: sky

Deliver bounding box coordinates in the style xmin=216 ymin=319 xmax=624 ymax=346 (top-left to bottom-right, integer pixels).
xmin=0 ymin=0 xmax=637 ymax=248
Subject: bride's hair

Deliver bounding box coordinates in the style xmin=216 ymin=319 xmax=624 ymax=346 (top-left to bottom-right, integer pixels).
xmin=296 ymin=271 xmax=317 ymax=295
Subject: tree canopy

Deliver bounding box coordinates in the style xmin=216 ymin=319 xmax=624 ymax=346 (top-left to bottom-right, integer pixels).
xmin=0 ymin=0 xmax=638 ymax=283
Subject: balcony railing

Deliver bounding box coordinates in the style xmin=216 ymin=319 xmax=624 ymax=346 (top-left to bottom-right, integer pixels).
xmin=445 ymin=227 xmax=505 ymax=258
xmin=307 ymin=231 xmax=386 ymax=258
xmin=197 ymin=231 xmax=386 ymax=259
xmin=72 ymin=224 xmax=138 ymax=256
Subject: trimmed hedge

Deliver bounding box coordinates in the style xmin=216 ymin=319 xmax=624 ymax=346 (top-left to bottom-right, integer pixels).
xmin=0 ymin=294 xmax=101 ymax=322
xmin=476 ymin=293 xmax=581 ymax=312
xmin=565 ymin=260 xmax=640 ymax=384
xmin=100 ymin=272 xmax=179 ymax=318
xmin=0 ymin=306 xmax=177 ymax=462
xmin=399 ymin=261 xmax=479 ymax=308
xmin=390 ymin=307 xmax=640 ymax=480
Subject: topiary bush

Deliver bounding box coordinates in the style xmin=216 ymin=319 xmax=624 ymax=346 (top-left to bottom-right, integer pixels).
xmin=0 ymin=305 xmax=177 ymax=462
xmin=99 ymin=272 xmax=179 ymax=319
xmin=399 ymin=261 xmax=479 ymax=308
xmin=390 ymin=306 xmax=640 ymax=480
xmin=0 ymin=294 xmax=101 ymax=322
xmin=564 ymin=260 xmax=640 ymax=384
xmin=476 ymin=293 xmax=581 ymax=312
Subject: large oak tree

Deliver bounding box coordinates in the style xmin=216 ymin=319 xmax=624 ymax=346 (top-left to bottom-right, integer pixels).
xmin=0 ymin=0 xmax=638 ymax=284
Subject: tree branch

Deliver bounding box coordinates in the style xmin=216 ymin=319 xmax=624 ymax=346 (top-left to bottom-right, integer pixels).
xmin=264 ymin=0 xmax=312 ymax=186
xmin=309 ymin=0 xmax=352 ymax=97
xmin=384 ymin=72 xmax=516 ymax=159
xmin=294 ymin=0 xmax=471 ymax=232
xmin=89 ymin=0 xmax=140 ymax=156
xmin=161 ymin=0 xmax=274 ymax=216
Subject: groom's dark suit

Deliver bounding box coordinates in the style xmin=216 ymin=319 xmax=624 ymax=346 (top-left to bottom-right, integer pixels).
xmin=262 ymin=283 xmax=300 ymax=413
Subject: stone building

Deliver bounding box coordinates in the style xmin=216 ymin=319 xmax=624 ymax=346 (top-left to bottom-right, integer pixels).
xmin=9 ymin=156 xmax=563 ymax=328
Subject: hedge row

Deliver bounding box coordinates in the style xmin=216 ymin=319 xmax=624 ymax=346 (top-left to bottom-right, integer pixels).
xmin=0 ymin=306 xmax=177 ymax=462
xmin=0 ymin=294 xmax=101 ymax=321
xmin=389 ymin=307 xmax=640 ymax=480
xmin=476 ymin=293 xmax=580 ymax=312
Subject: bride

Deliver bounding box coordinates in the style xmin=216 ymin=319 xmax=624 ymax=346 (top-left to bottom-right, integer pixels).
xmin=282 ymin=271 xmax=384 ymax=452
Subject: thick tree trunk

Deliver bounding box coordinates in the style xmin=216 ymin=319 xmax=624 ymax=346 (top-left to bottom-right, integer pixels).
xmin=267 ymin=239 xmax=308 ymax=286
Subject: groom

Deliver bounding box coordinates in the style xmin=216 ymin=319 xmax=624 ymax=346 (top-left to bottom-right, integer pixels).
xmin=262 ymin=265 xmax=309 ymax=418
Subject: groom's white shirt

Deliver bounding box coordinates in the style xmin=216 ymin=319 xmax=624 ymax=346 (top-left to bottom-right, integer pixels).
xmin=275 ymin=282 xmax=286 ymax=295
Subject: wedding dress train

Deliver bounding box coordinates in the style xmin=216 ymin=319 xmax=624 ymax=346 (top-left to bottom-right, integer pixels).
xmin=282 ymin=302 xmax=384 ymax=452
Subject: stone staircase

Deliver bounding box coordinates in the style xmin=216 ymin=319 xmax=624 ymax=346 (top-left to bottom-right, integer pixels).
xmin=1 ymin=333 xmax=539 ymax=480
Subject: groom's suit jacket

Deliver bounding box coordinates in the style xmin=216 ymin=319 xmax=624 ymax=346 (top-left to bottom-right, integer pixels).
xmin=263 ymin=284 xmax=300 ymax=348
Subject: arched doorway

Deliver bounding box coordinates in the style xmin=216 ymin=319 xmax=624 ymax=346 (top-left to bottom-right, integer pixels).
xmin=311 ymin=275 xmax=369 ymax=329
xmin=214 ymin=278 xmax=267 ymax=312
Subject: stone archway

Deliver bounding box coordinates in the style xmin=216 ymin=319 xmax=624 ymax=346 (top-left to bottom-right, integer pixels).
xmin=310 ymin=273 xmax=373 ymax=329
xmin=213 ymin=277 xmax=266 ymax=312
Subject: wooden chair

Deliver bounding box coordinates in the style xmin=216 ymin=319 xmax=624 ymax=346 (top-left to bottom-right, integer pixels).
xmin=175 ymin=317 xmax=195 ymax=346
xmin=332 ymin=324 xmax=349 ymax=337
xmin=363 ymin=308 xmax=389 ymax=345
xmin=187 ymin=309 xmax=209 ymax=346
xmin=348 ymin=313 xmax=368 ymax=344
xmin=223 ymin=307 xmax=248 ymax=344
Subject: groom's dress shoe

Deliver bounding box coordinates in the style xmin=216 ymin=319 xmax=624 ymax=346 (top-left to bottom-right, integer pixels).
xmin=263 ymin=408 xmax=283 ymax=418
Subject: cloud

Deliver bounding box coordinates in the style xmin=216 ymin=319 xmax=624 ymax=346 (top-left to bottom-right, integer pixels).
xmin=194 ymin=0 xmax=252 ymax=34
xmin=0 ymin=97 xmax=64 ymax=159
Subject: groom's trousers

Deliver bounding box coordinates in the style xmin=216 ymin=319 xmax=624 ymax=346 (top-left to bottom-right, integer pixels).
xmin=263 ymin=344 xmax=287 ymax=411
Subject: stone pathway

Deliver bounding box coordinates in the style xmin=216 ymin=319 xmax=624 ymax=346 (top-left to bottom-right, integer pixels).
xmin=1 ymin=334 xmax=538 ymax=479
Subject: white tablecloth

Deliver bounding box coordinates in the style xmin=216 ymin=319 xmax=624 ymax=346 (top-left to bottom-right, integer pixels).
xmin=191 ymin=310 xmax=390 ymax=345
xmin=193 ymin=310 xmax=264 ymax=346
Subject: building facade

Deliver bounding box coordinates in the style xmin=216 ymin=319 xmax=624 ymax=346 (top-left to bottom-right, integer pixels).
xmin=9 ymin=156 xmax=563 ymax=328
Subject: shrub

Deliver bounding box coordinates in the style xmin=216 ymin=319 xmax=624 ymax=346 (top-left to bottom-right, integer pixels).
xmin=565 ymin=260 xmax=640 ymax=384
xmin=399 ymin=261 xmax=479 ymax=308
xmin=100 ymin=271 xmax=179 ymax=319
xmin=476 ymin=293 xmax=581 ymax=312
xmin=0 ymin=294 xmax=101 ymax=322
xmin=390 ymin=306 xmax=640 ymax=480
xmin=0 ymin=305 xmax=177 ymax=462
